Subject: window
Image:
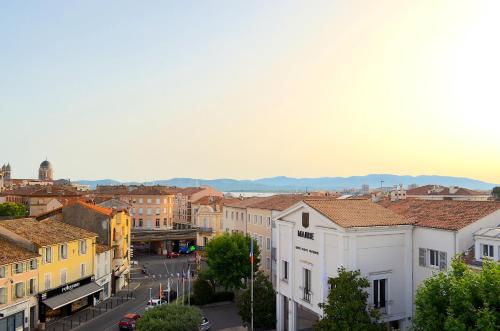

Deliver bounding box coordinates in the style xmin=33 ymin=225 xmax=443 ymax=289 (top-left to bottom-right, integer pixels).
xmin=163 ymin=208 xmax=167 ymax=213
xmin=14 ymin=263 xmax=23 ymax=274
xmin=241 ymin=212 xmax=244 ymax=221
xmin=266 ymin=237 xmax=271 ymax=251
xmin=14 ymin=282 xmax=24 ymax=299
xmin=139 ymin=208 xmax=143 ymax=215
xmin=258 ymin=236 xmax=263 ymax=247
xmin=139 ymin=198 xmax=143 ymax=204
xmin=429 ymin=249 xmax=439 ymax=267
xmin=266 ymin=217 xmax=271 ymax=227
xmin=231 ymin=211 xmax=234 ymax=220
xmin=236 ymin=212 xmax=238 ymax=221
xmin=139 ymin=219 xmax=143 ymax=227
xmin=482 ymin=244 xmax=494 ymax=258
xmin=164 ymin=198 xmax=167 ymax=204
xmin=147 ymin=208 xmax=152 ymax=215
xmin=254 ymin=215 xmax=257 ymax=224
xmin=155 ymin=219 xmax=160 ymax=228
xmin=225 ymin=210 xmax=228 ymax=218
xmin=163 ymin=218 xmax=167 ymax=225
xmin=156 ymin=208 xmax=160 ymax=215
xmin=79 ymin=240 xmax=87 ymax=255
xmin=247 ymin=214 xmax=250 ymax=222
xmin=303 ymin=268 xmax=312 ymax=302
xmin=373 ymin=279 xmax=387 ymax=309
xmin=302 ymin=212 xmax=309 ymax=228
xmin=60 ymin=269 xmax=67 ymax=285
xmin=44 ymin=247 xmax=52 ymax=264
xmin=44 ymin=273 xmax=51 ymax=290
xmin=80 ymin=263 xmax=86 ymax=278
xmin=266 ymin=258 xmax=271 ymax=270
xmin=282 ymin=261 xmax=289 ymax=281
xmin=59 ymin=244 xmax=68 ymax=260
xmin=30 ymin=259 xmax=37 ymax=270
xmin=156 ymin=198 xmax=160 ymax=204
xmin=259 ymin=216 xmax=263 ymax=225
xmin=0 ymin=266 xmax=5 ymax=278
xmin=147 ymin=198 xmax=152 ymax=204
xmin=28 ymin=278 xmax=36 ymax=295
xmin=0 ymin=287 xmax=6 ymax=304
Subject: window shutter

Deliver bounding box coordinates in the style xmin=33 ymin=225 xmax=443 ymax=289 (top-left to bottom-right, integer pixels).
xmin=419 ymin=248 xmax=426 ymax=267
xmin=439 ymin=251 xmax=447 ymax=270
xmin=480 ymin=244 xmax=483 ymax=257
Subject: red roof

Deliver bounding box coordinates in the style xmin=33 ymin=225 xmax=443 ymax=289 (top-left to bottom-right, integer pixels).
xmin=406 ymin=185 xmax=486 ymax=196
xmin=380 ymin=199 xmax=500 ymax=231
xmin=75 ymin=201 xmax=113 ymax=217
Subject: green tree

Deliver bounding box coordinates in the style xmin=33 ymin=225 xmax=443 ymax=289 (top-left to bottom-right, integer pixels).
xmin=0 ymin=202 xmax=27 ymax=217
xmin=237 ymin=271 xmax=276 ymax=330
xmin=192 ymin=278 xmax=213 ymax=305
xmin=315 ymin=267 xmax=383 ymax=331
xmin=136 ymin=304 xmax=203 ymax=331
xmin=413 ymin=257 xmax=500 ymax=331
xmin=492 ymin=187 xmax=500 ymax=200
xmin=203 ymin=233 xmax=260 ymax=290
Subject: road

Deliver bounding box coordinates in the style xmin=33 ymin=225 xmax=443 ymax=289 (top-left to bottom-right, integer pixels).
xmin=76 ymin=253 xmax=242 ymax=331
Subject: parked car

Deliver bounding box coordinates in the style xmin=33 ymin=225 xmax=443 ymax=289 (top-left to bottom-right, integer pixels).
xmin=200 ymin=316 xmax=211 ymax=331
xmin=179 ymin=245 xmax=196 ymax=254
xmin=145 ymin=299 xmax=166 ymax=311
xmin=166 ymin=251 xmax=180 ymax=258
xmin=118 ymin=313 xmax=141 ymax=330
xmin=161 ymin=289 xmax=177 ymax=302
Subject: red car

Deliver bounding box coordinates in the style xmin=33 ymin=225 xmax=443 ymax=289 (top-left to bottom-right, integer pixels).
xmin=118 ymin=313 xmax=141 ymax=330
xmin=166 ymin=251 xmax=180 ymax=258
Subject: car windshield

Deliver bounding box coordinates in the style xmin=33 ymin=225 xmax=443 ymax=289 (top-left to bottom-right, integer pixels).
xmin=120 ymin=318 xmax=132 ymax=323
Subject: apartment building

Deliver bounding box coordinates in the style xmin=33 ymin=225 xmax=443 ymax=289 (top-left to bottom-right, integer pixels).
xmin=62 ymin=201 xmax=131 ymax=293
xmin=0 ymin=218 xmax=98 ymax=325
xmin=0 ymin=240 xmax=40 ymax=331
xmin=222 ymin=197 xmax=265 ymax=234
xmin=173 ymin=187 xmax=223 ymax=226
xmin=94 ymin=185 xmax=176 ymax=230
xmin=191 ymin=196 xmax=224 ymax=247
xmin=94 ymin=245 xmax=112 ymax=301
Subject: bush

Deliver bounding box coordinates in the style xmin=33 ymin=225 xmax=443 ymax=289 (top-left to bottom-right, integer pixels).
xmin=136 ymin=304 xmax=203 ymax=331
xmin=193 ymin=279 xmax=213 ymax=305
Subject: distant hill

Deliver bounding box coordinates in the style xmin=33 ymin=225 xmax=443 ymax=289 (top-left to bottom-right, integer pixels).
xmin=76 ymin=174 xmax=498 ymax=192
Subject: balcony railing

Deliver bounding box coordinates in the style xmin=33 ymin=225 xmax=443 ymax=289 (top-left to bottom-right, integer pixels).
xmin=197 ymin=227 xmax=213 ymax=233
xmin=370 ymin=300 xmax=393 ymax=315
xmin=300 ymin=287 xmax=312 ymax=303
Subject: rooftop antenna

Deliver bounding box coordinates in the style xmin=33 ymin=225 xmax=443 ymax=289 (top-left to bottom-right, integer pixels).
xmin=380 ymin=180 xmax=384 ymax=189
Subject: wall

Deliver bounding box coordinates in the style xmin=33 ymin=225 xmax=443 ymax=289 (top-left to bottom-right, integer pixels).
xmin=247 ymin=207 xmax=273 ymax=275
xmin=62 ymin=205 xmax=110 ymax=245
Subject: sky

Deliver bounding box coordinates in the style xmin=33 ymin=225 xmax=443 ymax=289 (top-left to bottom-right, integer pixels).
xmin=1 ymin=1 xmax=499 ymax=183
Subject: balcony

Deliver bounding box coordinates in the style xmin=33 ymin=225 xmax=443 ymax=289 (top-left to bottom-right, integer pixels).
xmin=197 ymin=227 xmax=213 ymax=233
xmin=300 ymin=287 xmax=312 ymax=303
xmin=370 ymin=300 xmax=393 ymax=315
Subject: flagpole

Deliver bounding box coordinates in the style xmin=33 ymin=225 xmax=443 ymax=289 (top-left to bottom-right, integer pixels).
xmin=188 ymin=266 xmax=191 ymax=306
xmin=250 ymin=238 xmax=254 ymax=331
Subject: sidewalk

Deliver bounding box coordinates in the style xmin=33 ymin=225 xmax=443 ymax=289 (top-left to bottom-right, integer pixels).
xmin=44 ymin=291 xmax=135 ymax=331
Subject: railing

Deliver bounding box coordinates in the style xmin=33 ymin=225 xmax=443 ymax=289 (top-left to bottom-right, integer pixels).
xmin=370 ymin=300 xmax=393 ymax=315
xmin=197 ymin=227 xmax=213 ymax=233
xmin=301 ymin=287 xmax=312 ymax=303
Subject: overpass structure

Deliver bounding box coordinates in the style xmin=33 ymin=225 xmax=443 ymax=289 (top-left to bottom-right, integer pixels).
xmin=131 ymin=229 xmax=197 ymax=243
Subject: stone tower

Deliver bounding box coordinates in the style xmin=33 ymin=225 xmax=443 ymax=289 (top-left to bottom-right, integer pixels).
xmin=39 ymin=160 xmax=54 ymax=181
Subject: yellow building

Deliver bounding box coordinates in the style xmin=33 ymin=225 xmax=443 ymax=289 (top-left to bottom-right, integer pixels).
xmin=0 ymin=240 xmax=40 ymax=330
xmin=0 ymin=218 xmax=98 ymax=325
xmin=62 ymin=201 xmax=131 ymax=293
xmin=192 ymin=196 xmax=225 ymax=247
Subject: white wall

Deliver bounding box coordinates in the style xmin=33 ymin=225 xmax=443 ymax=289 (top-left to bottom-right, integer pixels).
xmin=457 ymin=210 xmax=500 ymax=252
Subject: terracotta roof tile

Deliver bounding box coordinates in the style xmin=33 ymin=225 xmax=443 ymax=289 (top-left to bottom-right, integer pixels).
xmin=379 ymin=199 xmax=500 ymax=231
xmin=96 ymin=244 xmax=112 ymax=254
xmin=76 ymin=201 xmax=113 ymax=216
xmin=0 ymin=240 xmax=39 ymax=266
xmin=248 ymin=194 xmax=336 ymax=211
xmin=304 ymin=199 xmax=412 ymax=228
xmin=0 ymin=218 xmax=97 ymax=246
xmin=406 ymin=185 xmax=487 ymax=197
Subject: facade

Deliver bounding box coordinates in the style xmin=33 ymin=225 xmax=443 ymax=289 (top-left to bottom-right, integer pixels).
xmin=274 ymin=199 xmax=413 ymax=330
xmin=38 ymin=160 xmax=54 ymax=181
xmin=94 ymin=245 xmax=112 ymax=302
xmin=62 ymin=201 xmax=131 ymax=293
xmin=0 ymin=218 xmax=98 ymax=326
xmin=406 ymin=185 xmax=490 ymax=201
xmin=0 ymin=164 xmax=11 ymax=191
xmin=0 ymin=240 xmax=40 ymax=331
xmin=191 ymin=196 xmax=224 ymax=247
xmin=173 ymin=187 xmax=223 ymax=226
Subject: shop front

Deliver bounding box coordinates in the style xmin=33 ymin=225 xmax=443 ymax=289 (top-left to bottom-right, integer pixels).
xmin=38 ymin=277 xmax=102 ymax=323
xmin=0 ymin=297 xmax=37 ymax=331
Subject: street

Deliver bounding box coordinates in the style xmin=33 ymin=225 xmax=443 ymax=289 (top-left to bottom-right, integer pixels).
xmin=75 ymin=253 xmax=243 ymax=331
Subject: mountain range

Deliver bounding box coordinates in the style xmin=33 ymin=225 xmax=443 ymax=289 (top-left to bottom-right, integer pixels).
xmin=75 ymin=174 xmax=498 ymax=192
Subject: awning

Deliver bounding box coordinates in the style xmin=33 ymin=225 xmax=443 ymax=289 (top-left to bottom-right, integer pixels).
xmin=43 ymin=282 xmax=102 ymax=310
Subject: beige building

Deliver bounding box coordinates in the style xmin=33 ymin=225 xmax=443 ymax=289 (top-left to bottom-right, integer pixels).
xmin=173 ymin=186 xmax=223 ymax=226
xmin=191 ymin=196 xmax=225 ymax=247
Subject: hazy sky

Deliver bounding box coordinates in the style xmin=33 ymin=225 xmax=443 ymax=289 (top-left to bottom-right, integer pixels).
xmin=1 ymin=1 xmax=499 ymax=183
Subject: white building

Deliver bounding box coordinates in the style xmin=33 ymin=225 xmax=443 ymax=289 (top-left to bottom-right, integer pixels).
xmin=94 ymin=245 xmax=113 ymax=302
xmin=274 ymin=198 xmax=500 ymax=331
xmin=275 ymin=199 xmax=413 ymax=330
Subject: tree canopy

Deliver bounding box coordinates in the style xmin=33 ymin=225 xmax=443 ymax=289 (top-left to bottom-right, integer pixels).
xmin=315 ymin=267 xmax=383 ymax=331
xmin=492 ymin=187 xmax=500 ymax=200
xmin=237 ymin=271 xmax=276 ymax=330
xmin=203 ymin=232 xmax=260 ymax=290
xmin=136 ymin=304 xmax=203 ymax=331
xmin=413 ymin=257 xmax=500 ymax=331
xmin=0 ymin=202 xmax=27 ymax=217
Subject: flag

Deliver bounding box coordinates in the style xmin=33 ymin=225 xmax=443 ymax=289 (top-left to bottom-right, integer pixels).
xmin=159 ymin=283 xmax=163 ymax=299
xmin=250 ymin=238 xmax=254 ymax=265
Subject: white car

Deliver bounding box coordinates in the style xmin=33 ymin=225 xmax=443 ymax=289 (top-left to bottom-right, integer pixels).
xmin=145 ymin=299 xmax=166 ymax=311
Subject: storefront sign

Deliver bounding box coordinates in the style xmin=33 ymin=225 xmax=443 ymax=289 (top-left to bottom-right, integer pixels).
xmin=298 ymin=230 xmax=314 ymax=240
xmin=61 ymin=282 xmax=80 ymax=293
xmin=40 ymin=276 xmax=92 ymax=301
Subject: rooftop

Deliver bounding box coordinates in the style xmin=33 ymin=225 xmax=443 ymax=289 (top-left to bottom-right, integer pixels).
xmin=304 ymin=199 xmax=412 ymax=228
xmin=474 ymin=227 xmax=500 ymax=239
xmin=0 ymin=218 xmax=97 ymax=246
xmin=1 ymin=185 xmax=83 ymax=197
xmin=249 ymin=194 xmax=337 ymax=211
xmin=406 ymin=185 xmax=487 ymax=196
xmin=0 ymin=240 xmax=39 ymax=266
xmin=96 ymin=244 xmax=112 ymax=254
xmin=379 ymin=199 xmax=500 ymax=231
xmin=75 ymin=201 xmax=113 ymax=217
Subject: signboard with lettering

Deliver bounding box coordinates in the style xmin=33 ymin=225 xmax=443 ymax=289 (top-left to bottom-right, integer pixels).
xmin=298 ymin=230 xmax=314 ymax=240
